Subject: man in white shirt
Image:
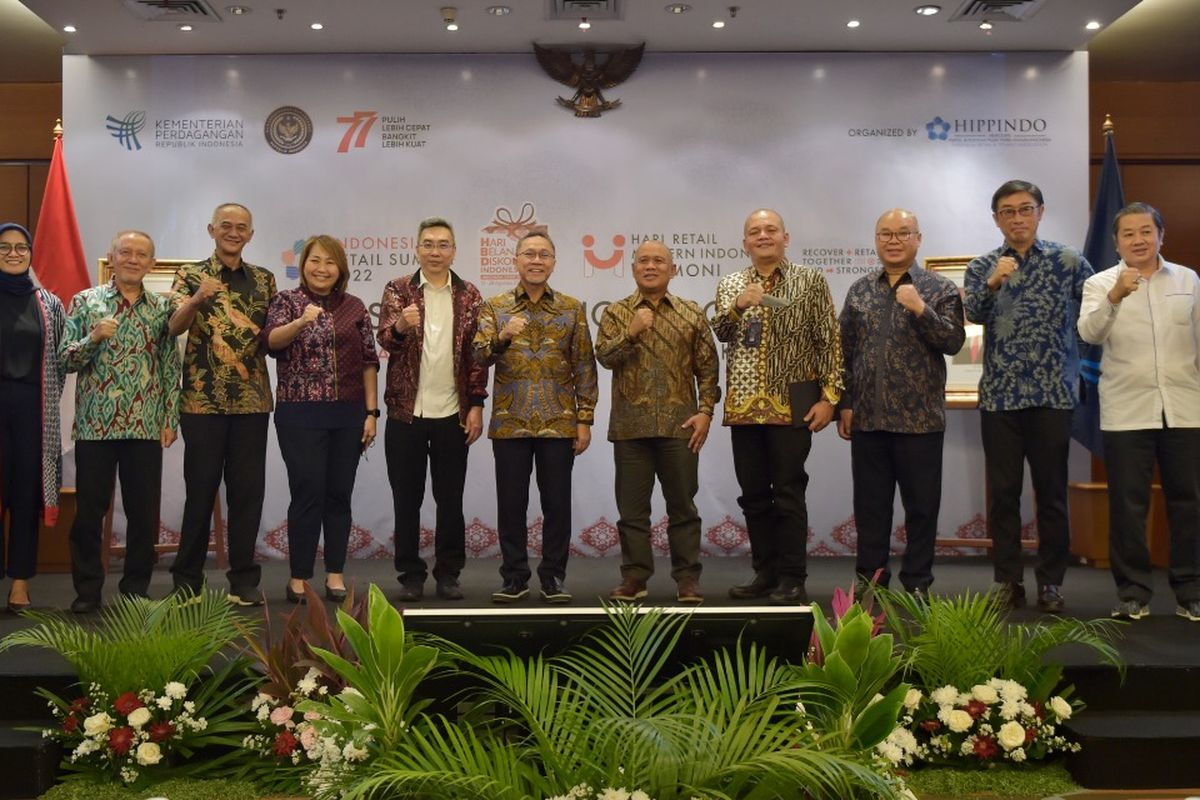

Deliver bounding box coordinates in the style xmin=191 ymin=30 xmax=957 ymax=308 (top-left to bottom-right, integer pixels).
xmin=377 ymin=218 xmax=488 ymax=602
xmin=1078 ymin=202 xmax=1200 ymax=622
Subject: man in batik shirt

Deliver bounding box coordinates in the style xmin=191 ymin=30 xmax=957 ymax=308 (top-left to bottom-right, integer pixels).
xmin=712 ymin=208 xmax=842 ymax=606
xmin=168 ymin=202 xmax=276 ymax=606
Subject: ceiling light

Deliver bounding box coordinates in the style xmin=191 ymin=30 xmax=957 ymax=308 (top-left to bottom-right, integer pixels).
xmin=486 ymin=5 xmax=511 ymax=15
xmin=310 ymin=22 xmax=323 ymax=30
xmin=225 ymin=5 xmax=250 ymax=14
xmin=665 ymin=3 xmax=692 ymax=13
xmin=179 ymin=24 xmax=193 ymax=31
xmin=579 ymin=17 xmax=591 ymax=29
xmin=62 ymin=24 xmax=76 ymax=33
xmin=441 ymin=7 xmax=458 ymax=31
xmin=712 ymin=20 xmax=725 ymax=28
xmin=846 ymin=19 xmax=861 ymax=28
xmin=1085 ymin=20 xmax=1102 ymax=30
xmin=914 ymin=5 xmax=941 ymax=16
xmin=978 ymin=20 xmax=993 ymax=30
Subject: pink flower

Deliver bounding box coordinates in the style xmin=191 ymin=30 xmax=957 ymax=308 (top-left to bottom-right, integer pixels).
xmin=108 ymin=726 xmax=135 ymax=756
xmin=299 ymin=726 xmax=317 ymax=750
xmin=269 ymin=705 xmax=295 ymax=727
xmin=303 ymin=710 xmax=321 ymax=721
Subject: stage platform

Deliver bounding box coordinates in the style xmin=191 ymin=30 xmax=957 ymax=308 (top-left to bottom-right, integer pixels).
xmin=1 ymin=556 xmax=1198 ymax=796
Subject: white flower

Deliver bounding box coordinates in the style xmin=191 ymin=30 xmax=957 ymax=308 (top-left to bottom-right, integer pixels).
xmin=999 ymin=701 xmax=1022 ymax=720
xmin=127 ymin=707 xmax=152 ymax=728
xmin=256 ymin=704 xmax=270 ymax=722
xmin=946 ymin=709 xmax=974 ymax=733
xmin=971 ymin=684 xmax=999 ymax=704
xmin=164 ymin=681 xmax=187 ymax=700
xmin=135 ymin=741 xmax=163 ymax=766
xmin=599 ymin=789 xmax=631 ymax=800
xmin=119 ymin=766 xmax=139 ymax=784
xmin=868 ymin=693 xmax=884 ymax=706
xmin=1020 ymin=701 xmax=1036 ymax=717
xmin=997 ymin=680 xmax=1027 ymax=704
xmin=931 ymin=686 xmax=959 ymax=707
xmin=630 ymin=791 xmax=651 ymax=800
xmin=997 ymin=720 xmax=1026 ymax=750
xmin=250 ymin=692 xmax=273 ymax=711
xmin=156 ymin=696 xmax=173 ymax=710
xmin=903 ymin=688 xmax=922 ymax=710
xmin=1009 ymin=746 xmax=1027 ymax=762
xmin=82 ymin=712 xmax=113 ymax=737
xmin=342 ymin=741 xmax=369 ymax=762
xmin=1049 ymin=696 xmax=1073 ymax=720
xmin=959 ymin=738 xmax=976 ymax=756
xmin=340 ymin=687 xmax=363 ymax=699
xmin=73 ymin=739 xmax=99 ymax=758
xmin=182 ymin=700 xmax=196 ymax=713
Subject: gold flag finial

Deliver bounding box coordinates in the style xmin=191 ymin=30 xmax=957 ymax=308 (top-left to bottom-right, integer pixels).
xmin=52 ymin=119 xmax=63 ymax=140
xmin=1101 ymin=113 xmax=1114 ymax=136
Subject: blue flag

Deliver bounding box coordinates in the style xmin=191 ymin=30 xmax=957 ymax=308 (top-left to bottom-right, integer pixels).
xmin=1072 ymin=132 xmax=1124 ymax=456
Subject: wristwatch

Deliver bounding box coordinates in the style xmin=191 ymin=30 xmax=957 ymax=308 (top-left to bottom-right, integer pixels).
xmin=366 ymin=409 xmax=381 ymax=418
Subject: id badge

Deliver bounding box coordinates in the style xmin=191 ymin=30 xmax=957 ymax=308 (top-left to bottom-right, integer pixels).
xmin=743 ymin=317 xmax=763 ymax=348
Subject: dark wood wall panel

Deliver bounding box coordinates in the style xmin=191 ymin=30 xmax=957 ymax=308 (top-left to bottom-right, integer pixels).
xmin=0 ymin=164 xmax=30 ymax=226
xmin=0 ymin=83 xmax=61 ymax=160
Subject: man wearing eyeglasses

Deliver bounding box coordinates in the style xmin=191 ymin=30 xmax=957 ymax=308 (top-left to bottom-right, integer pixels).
xmin=964 ymin=180 xmax=1094 ymax=613
xmin=378 ymin=217 xmax=487 ymax=602
xmin=474 ymin=233 xmax=598 ymax=604
xmin=713 ymin=208 xmax=843 ymax=606
xmin=838 ymin=209 xmax=965 ymax=598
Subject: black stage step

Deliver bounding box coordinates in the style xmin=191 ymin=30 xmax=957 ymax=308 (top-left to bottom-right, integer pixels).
xmin=0 ymin=724 xmax=61 ymax=799
xmin=1065 ymin=710 xmax=1200 ymax=789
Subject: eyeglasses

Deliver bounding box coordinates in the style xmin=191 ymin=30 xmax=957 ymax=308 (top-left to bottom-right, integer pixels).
xmin=995 ymin=204 xmax=1041 ymax=221
xmin=0 ymin=243 xmax=31 ymax=256
xmin=875 ymin=230 xmax=918 ymax=242
xmin=517 ymin=250 xmax=555 ymax=261
xmin=419 ymin=241 xmax=454 ymax=252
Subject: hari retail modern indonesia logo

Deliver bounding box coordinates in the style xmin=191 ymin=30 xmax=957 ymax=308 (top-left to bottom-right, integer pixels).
xmin=105 ymin=110 xmax=146 ymax=151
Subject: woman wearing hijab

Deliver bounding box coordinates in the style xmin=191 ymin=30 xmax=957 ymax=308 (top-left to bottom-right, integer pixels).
xmin=0 ymin=222 xmax=67 ymax=611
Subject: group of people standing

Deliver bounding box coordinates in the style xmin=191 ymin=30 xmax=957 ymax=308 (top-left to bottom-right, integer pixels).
xmin=0 ymin=179 xmax=1197 ymax=621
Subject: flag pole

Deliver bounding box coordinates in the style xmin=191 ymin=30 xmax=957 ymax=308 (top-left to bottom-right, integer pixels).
xmin=52 ymin=118 xmax=63 ymax=140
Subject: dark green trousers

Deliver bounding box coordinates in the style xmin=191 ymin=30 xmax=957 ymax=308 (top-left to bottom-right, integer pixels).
xmin=613 ymin=437 xmax=702 ymax=581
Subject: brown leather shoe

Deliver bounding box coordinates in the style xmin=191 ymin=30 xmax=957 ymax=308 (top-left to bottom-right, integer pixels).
xmin=608 ymin=577 xmax=648 ymax=602
xmin=676 ymin=577 xmax=703 ymax=604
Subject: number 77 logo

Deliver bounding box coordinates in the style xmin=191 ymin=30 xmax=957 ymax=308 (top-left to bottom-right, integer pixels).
xmin=336 ymin=111 xmax=378 ymax=152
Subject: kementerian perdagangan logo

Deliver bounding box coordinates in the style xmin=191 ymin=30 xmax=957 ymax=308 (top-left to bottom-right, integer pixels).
xmin=281 ymin=239 xmax=305 ymax=280
xmin=926 ymin=116 xmax=951 ymax=141
xmin=105 ymin=110 xmax=146 ymax=151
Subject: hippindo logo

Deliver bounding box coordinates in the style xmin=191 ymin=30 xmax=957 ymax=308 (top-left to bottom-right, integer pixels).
xmin=925 ymin=116 xmax=951 ymax=141
xmin=336 ymin=110 xmax=378 ymax=153
xmin=582 ymin=234 xmax=626 ymax=277
xmin=105 ymin=110 xmax=146 ymax=151
xmin=264 ymin=106 xmax=313 ymax=154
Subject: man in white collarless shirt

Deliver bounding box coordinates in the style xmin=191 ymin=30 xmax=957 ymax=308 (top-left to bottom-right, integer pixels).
xmin=1079 ymin=202 xmax=1200 ymax=623
xmin=378 ymin=217 xmax=487 ymax=602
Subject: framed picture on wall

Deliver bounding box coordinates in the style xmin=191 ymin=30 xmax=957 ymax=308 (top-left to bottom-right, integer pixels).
xmin=97 ymin=257 xmax=188 ymax=296
xmin=925 ymin=256 xmax=981 ymax=409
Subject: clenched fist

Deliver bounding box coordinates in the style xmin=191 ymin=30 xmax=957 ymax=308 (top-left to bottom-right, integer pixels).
xmin=735 ymin=282 xmax=765 ymax=310
xmin=91 ymin=317 xmax=118 ymax=343
xmin=500 ymin=314 xmax=528 ymax=342
xmin=1107 ymin=266 xmax=1141 ymax=304
xmin=299 ymin=304 xmax=323 ymax=326
xmin=987 ymin=256 xmax=1018 ymax=290
xmin=895 ymin=284 xmax=925 ymax=315
xmin=628 ymin=307 xmax=654 ymax=337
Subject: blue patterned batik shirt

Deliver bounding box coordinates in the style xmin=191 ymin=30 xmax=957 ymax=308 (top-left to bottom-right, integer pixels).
xmin=964 ymin=239 xmax=1093 ymax=412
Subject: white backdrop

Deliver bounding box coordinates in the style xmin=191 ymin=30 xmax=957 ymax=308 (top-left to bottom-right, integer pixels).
xmin=62 ymin=50 xmax=1093 ymax=564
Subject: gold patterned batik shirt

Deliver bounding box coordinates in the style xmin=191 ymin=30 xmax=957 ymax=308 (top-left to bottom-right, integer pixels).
xmin=595 ymin=290 xmax=720 ymax=441
xmin=711 ymin=260 xmax=843 ymax=426
xmin=171 ymin=254 xmax=276 ymax=415
xmin=473 ymin=285 xmax=598 ymax=439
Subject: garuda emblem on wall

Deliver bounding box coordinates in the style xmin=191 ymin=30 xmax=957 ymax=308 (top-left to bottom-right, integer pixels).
xmin=533 ymin=43 xmax=645 ymax=118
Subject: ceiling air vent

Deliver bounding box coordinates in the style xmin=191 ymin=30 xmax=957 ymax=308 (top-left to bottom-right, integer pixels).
xmin=950 ymin=0 xmax=1047 ymax=22
xmin=121 ymin=0 xmax=222 ymax=23
xmin=549 ymin=0 xmax=622 ymax=22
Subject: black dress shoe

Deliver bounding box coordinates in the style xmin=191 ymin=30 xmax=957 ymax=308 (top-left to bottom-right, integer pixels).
xmin=286 ymin=584 xmax=306 ymax=604
xmin=435 ymin=579 xmax=464 ymax=601
xmin=70 ymin=597 xmax=100 ymax=614
xmin=325 ymin=583 xmax=348 ymax=602
xmin=1037 ymin=584 xmax=1064 ymax=614
xmin=729 ymin=573 xmax=778 ymax=600
xmin=768 ymin=578 xmax=809 ymax=606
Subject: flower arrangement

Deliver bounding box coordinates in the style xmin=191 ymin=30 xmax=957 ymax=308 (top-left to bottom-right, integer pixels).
xmin=41 ymin=681 xmax=212 ymax=785
xmin=547 ymin=785 xmax=654 ymax=800
xmin=877 ymin=678 xmax=1081 ymax=768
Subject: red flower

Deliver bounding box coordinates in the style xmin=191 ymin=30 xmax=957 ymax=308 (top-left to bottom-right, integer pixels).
xmin=148 ymin=720 xmax=176 ymax=742
xmin=919 ymin=719 xmax=942 ymax=733
xmin=108 ymin=726 xmax=135 ymax=756
xmin=67 ymin=697 xmax=90 ymax=715
xmin=1025 ymin=726 xmax=1038 ymax=744
xmin=964 ymin=699 xmax=988 ymax=719
xmin=273 ymin=730 xmax=298 ymax=757
xmin=113 ymin=691 xmax=144 ymax=716
xmin=62 ymin=715 xmax=79 ymax=734
xmin=1032 ymin=701 xmax=1045 ymax=720
xmin=972 ymin=735 xmax=999 ymax=760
